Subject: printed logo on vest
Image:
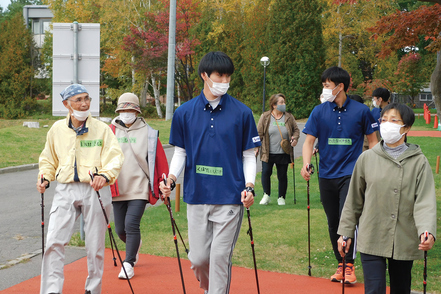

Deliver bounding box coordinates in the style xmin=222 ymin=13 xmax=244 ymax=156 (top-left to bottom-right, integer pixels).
xmin=272 ymin=121 xmax=286 ymax=127
xmin=328 ymin=138 xmax=352 ymax=145
xmin=196 ymin=165 xmax=223 ymax=176
xmin=80 ymin=139 xmax=103 ymax=147
xmin=117 ymin=137 xmax=137 ymax=144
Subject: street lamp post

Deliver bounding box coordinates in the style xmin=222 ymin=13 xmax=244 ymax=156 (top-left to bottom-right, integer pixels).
xmin=260 ymin=56 xmax=270 ymax=113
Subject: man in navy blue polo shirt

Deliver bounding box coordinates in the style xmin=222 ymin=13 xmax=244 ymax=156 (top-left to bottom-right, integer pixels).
xmin=371 ymin=87 xmax=391 ymax=123
xmin=160 ymin=51 xmax=261 ymax=294
xmin=301 ymin=66 xmax=379 ymax=284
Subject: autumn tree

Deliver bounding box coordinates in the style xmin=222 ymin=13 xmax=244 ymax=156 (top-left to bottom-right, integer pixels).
xmin=321 ymin=0 xmax=398 ymax=92
xmin=337 ymin=0 xmax=441 ymax=119
xmin=122 ymin=0 xmax=200 ymax=117
xmin=0 ymin=13 xmax=36 ymax=118
xmin=265 ymin=0 xmax=325 ymax=118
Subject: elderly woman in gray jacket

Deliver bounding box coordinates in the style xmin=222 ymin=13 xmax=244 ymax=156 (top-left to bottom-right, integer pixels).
xmin=337 ymin=103 xmax=436 ymax=294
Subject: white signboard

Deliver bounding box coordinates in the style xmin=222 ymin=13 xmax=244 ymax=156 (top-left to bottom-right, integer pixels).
xmin=52 ymin=23 xmax=100 ymax=116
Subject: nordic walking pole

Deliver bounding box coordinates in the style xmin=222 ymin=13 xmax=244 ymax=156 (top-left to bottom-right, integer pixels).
xmin=89 ymin=171 xmax=134 ymax=294
xmin=292 ymin=146 xmax=296 ymax=204
xmin=341 ymin=236 xmax=348 ymax=294
xmin=40 ymin=174 xmax=45 ymax=257
xmin=423 ymin=230 xmax=428 ymax=294
xmin=161 ymin=174 xmax=186 ymax=294
xmin=173 ymin=218 xmax=189 ymax=254
xmin=306 ymin=163 xmax=314 ymax=276
xmin=244 ymin=191 xmax=260 ymax=294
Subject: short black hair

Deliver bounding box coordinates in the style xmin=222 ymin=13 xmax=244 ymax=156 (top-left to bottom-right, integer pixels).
xmin=372 ymin=87 xmax=390 ymax=102
xmin=381 ymin=103 xmax=415 ymax=127
xmin=321 ymin=66 xmax=350 ymax=92
xmin=349 ymin=94 xmax=364 ymax=104
xmin=198 ymin=51 xmax=235 ymax=81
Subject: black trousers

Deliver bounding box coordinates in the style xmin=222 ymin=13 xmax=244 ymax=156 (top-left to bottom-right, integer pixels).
xmin=319 ymin=176 xmax=355 ymax=264
xmin=113 ymin=199 xmax=148 ymax=265
xmin=361 ymin=253 xmax=413 ymax=294
xmin=261 ymin=154 xmax=290 ymax=198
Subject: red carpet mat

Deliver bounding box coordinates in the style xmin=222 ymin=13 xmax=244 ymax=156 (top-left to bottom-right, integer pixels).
xmin=2 ymin=249 xmax=369 ymax=293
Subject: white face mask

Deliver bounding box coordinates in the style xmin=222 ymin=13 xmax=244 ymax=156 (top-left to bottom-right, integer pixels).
xmin=320 ymin=94 xmax=327 ymax=104
xmin=380 ymin=121 xmax=405 ymax=144
xmin=206 ymin=73 xmax=229 ymax=97
xmin=119 ymin=112 xmax=137 ymax=125
xmin=71 ymin=109 xmax=90 ymax=121
xmin=321 ymin=84 xmax=340 ymax=103
xmin=372 ymin=99 xmax=380 ymax=108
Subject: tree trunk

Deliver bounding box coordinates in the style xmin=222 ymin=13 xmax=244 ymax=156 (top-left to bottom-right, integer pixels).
xmin=140 ymin=79 xmax=148 ymax=108
xmin=431 ymin=51 xmax=441 ymax=128
xmin=151 ymin=74 xmax=163 ymax=118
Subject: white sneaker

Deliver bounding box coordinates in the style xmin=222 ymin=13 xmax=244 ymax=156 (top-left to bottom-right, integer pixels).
xmin=259 ymin=193 xmax=270 ymax=205
xmin=277 ymin=197 xmax=286 ymax=205
xmin=118 ymin=262 xmax=134 ymax=279
xmin=134 ymin=239 xmax=142 ymax=266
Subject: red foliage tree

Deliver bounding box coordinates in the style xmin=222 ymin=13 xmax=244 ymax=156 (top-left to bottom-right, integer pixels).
xmin=335 ymin=0 xmax=441 ymax=119
xmin=123 ymin=0 xmax=201 ymax=102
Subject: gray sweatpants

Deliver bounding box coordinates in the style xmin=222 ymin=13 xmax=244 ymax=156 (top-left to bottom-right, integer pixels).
xmin=40 ymin=182 xmax=111 ymax=294
xmin=187 ymin=204 xmax=244 ymax=294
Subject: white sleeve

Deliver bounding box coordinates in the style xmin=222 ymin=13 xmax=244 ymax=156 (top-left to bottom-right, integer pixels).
xmin=243 ymin=148 xmax=257 ymax=185
xmin=169 ymin=146 xmax=186 ymax=179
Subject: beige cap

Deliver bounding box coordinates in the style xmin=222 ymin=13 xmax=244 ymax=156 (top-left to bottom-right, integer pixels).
xmin=115 ymin=93 xmax=141 ymax=113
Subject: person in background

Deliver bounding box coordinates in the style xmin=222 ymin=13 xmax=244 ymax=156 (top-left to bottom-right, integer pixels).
xmin=301 ymin=66 xmax=379 ymax=284
xmin=257 ymin=93 xmax=300 ymax=206
xmin=348 ymin=94 xmax=364 ymax=104
xmin=338 ymin=103 xmax=436 ymax=294
xmin=371 ymin=87 xmax=390 ymax=123
xmin=160 ymin=51 xmax=261 ymax=294
xmin=37 ymin=84 xmax=124 ymax=294
xmin=110 ymin=93 xmax=169 ymax=280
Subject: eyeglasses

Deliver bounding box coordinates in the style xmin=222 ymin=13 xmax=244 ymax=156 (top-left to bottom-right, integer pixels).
xmin=378 ymin=118 xmax=403 ymax=124
xmin=69 ymin=97 xmax=92 ymax=104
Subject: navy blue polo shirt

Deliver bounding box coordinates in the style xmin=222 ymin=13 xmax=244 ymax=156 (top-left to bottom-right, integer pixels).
xmin=303 ymin=97 xmax=378 ymax=179
xmin=371 ymin=107 xmax=381 ymax=123
xmin=170 ymin=91 xmax=261 ymax=205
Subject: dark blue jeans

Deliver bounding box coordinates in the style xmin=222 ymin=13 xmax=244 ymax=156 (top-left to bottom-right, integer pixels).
xmin=261 ymin=154 xmax=290 ymax=198
xmin=361 ymin=253 xmax=413 ymax=294
xmin=113 ymin=199 xmax=148 ymax=266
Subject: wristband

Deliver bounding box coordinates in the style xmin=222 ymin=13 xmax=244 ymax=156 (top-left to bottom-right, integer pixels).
xmin=169 ymin=178 xmax=176 ymax=191
xmin=245 ymin=186 xmax=255 ymax=197
xmin=43 ymin=178 xmax=50 ymax=189
xmin=100 ymin=174 xmax=110 ymax=183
